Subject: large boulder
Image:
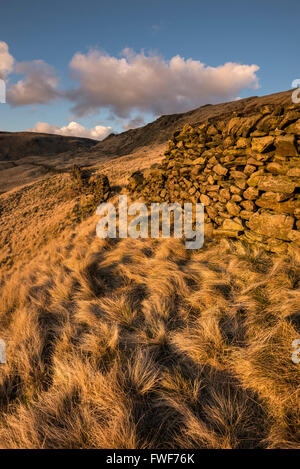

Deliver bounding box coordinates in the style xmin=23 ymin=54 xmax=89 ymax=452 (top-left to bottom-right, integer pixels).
xmin=275 ymin=135 xmax=298 ymax=157
xmin=248 ymin=212 xmax=295 ymax=240
xmin=251 ymin=136 xmax=274 ymax=153
xmin=256 ymin=175 xmax=296 ymax=193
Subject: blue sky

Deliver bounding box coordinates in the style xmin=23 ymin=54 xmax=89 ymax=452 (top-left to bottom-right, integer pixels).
xmin=0 ymin=0 xmax=299 ymax=138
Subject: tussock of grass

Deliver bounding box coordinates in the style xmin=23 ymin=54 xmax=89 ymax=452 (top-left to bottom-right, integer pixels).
xmin=0 ymin=217 xmax=299 ymax=448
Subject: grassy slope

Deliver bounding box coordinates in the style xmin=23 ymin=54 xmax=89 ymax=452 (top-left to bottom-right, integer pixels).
xmin=0 ymin=214 xmax=300 ymax=448
xmin=0 ymin=161 xmax=300 ymax=448
xmin=0 ymin=145 xmax=164 ymax=271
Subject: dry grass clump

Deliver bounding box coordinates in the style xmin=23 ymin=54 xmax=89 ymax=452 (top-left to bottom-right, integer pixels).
xmin=0 ymin=217 xmax=299 ymax=448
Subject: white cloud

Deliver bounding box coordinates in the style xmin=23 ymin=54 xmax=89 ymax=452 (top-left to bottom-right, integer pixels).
xmin=7 ymin=60 xmax=60 ymax=106
xmin=27 ymin=121 xmax=112 ymax=140
xmin=0 ymin=41 xmax=14 ymax=79
xmin=0 ymin=41 xmax=60 ymax=106
xmin=1 ymin=40 xmax=260 ymax=128
xmin=67 ymin=48 xmax=260 ymax=117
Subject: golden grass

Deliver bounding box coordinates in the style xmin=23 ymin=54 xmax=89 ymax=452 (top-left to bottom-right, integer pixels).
xmin=0 ymin=209 xmax=299 ymax=448
xmin=0 ymin=143 xmax=299 ymax=449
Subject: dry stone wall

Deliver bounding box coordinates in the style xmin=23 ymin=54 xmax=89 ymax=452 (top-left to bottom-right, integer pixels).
xmin=128 ymin=102 xmax=300 ymax=253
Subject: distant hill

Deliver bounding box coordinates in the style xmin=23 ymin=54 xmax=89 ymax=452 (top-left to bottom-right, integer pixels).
xmin=0 ymin=131 xmax=98 ymax=161
xmin=0 ymin=89 xmax=295 ymax=193
xmin=0 ymin=90 xmax=294 ymax=162
xmin=91 ymin=89 xmax=294 ymax=157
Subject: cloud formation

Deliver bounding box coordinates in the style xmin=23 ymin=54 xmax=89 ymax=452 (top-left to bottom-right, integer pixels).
xmin=27 ymin=121 xmax=112 ymax=140
xmin=67 ymin=48 xmax=259 ymax=117
xmin=7 ymin=60 xmax=60 ymax=106
xmin=0 ymin=41 xmax=14 ymax=79
xmin=1 ymin=40 xmax=260 ymax=134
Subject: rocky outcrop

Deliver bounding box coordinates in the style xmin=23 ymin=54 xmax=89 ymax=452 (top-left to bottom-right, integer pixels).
xmin=128 ymin=102 xmax=300 ymax=253
xmin=70 ymin=165 xmax=111 ymax=204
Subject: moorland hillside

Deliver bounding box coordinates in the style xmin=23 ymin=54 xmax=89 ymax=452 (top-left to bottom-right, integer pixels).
xmin=0 ymin=89 xmax=299 ymax=449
